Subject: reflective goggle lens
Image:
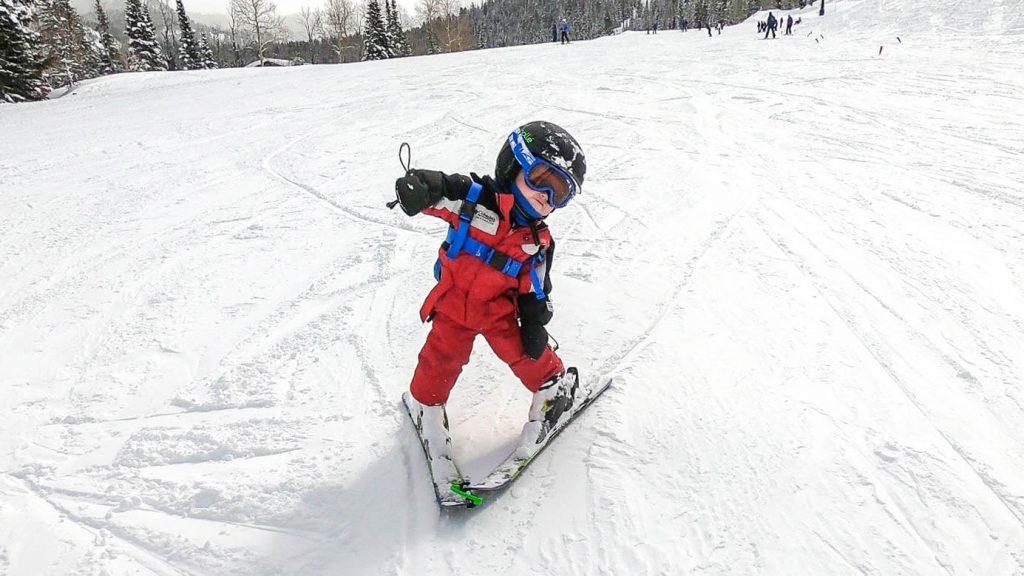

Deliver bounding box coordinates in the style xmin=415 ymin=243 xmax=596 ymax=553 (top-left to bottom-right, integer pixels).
xmin=510 ymin=130 xmax=579 ymax=209
xmin=526 ymin=164 xmax=576 ymax=208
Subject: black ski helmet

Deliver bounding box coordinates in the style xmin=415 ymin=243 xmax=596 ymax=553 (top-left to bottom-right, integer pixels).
xmin=495 ymin=121 xmax=587 ymax=196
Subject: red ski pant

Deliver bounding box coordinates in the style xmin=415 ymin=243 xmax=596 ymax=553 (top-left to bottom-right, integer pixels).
xmin=410 ymin=311 xmax=564 ymax=406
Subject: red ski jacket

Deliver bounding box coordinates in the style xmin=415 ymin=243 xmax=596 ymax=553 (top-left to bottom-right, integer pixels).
xmin=418 ymin=173 xmax=555 ymax=330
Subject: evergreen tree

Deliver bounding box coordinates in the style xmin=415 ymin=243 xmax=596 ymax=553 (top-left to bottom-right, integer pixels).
xmin=124 ymin=0 xmax=166 ymax=71
xmin=361 ymin=0 xmax=389 ymax=61
xmin=93 ymin=0 xmax=120 ymax=74
xmin=175 ymin=0 xmax=200 ymax=69
xmin=382 ymin=0 xmax=394 ymax=56
xmin=386 ymin=0 xmax=409 ymax=57
xmin=426 ymin=29 xmax=439 ymax=54
xmin=37 ymin=0 xmax=99 ymax=87
xmin=0 ymin=0 xmax=50 ymax=102
xmin=198 ymin=31 xmax=217 ymax=68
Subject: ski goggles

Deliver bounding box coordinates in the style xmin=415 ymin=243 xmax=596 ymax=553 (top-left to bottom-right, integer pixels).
xmin=509 ymin=130 xmax=579 ymax=209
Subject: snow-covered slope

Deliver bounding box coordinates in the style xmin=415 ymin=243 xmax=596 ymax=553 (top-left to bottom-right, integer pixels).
xmin=2 ymin=1 xmax=1023 ymax=574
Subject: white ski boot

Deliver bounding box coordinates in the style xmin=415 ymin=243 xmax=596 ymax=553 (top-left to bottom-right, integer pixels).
xmin=524 ymin=367 xmax=579 ymax=444
xmin=402 ymin=391 xmax=466 ymax=505
xmin=405 ymin=393 xmax=454 ymax=460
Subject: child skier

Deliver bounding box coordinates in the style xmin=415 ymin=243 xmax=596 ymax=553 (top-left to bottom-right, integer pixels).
xmin=393 ymin=121 xmax=586 ymax=451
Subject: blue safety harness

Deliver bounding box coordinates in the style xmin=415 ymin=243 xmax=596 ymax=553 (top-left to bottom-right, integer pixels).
xmin=436 ymin=182 xmax=548 ymax=301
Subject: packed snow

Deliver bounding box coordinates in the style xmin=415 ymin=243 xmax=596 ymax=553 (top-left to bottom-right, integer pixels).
xmin=2 ymin=0 xmax=1024 ymax=574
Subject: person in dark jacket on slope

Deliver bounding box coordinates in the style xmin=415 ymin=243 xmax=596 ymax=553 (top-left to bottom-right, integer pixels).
xmin=765 ymin=12 xmax=778 ymax=39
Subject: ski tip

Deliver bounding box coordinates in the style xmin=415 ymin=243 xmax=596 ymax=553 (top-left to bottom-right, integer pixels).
xmin=586 ymin=375 xmax=614 ymax=397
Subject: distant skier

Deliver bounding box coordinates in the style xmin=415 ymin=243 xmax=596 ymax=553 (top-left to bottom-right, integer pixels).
xmin=653 ymin=21 xmax=658 ymax=34
xmin=393 ymin=121 xmax=587 ymax=457
xmin=706 ymin=21 xmax=712 ymax=36
xmin=717 ymin=20 xmax=724 ymax=34
xmin=681 ymin=18 xmax=688 ymax=31
xmin=765 ymin=12 xmax=778 ymax=39
xmin=560 ymin=18 xmax=571 ymax=44
xmin=786 ymin=15 xmax=794 ymax=35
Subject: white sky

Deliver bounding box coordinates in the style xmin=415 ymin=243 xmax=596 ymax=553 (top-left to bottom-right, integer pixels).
xmin=183 ymin=0 xmax=429 ymax=18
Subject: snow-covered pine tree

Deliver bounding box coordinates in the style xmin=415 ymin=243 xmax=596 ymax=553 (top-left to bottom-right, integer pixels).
xmin=37 ymin=0 xmax=100 ymax=87
xmin=93 ymin=0 xmax=121 ymax=73
xmin=175 ymin=0 xmax=201 ymax=69
xmin=380 ymin=0 xmax=391 ymax=56
xmin=361 ymin=0 xmax=389 ymax=61
xmin=426 ymin=29 xmax=439 ymax=55
xmin=387 ymin=0 xmax=409 ymax=57
xmin=198 ymin=31 xmax=217 ymax=68
xmin=1 ymin=0 xmax=50 ymax=102
xmin=382 ymin=0 xmax=405 ymax=56
xmin=141 ymin=2 xmax=169 ymax=68
xmin=37 ymin=0 xmax=72 ymax=85
xmin=125 ymin=0 xmax=166 ymax=71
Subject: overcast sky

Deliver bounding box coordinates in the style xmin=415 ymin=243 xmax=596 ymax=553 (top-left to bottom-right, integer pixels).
xmin=182 ymin=0 xmax=426 ymax=19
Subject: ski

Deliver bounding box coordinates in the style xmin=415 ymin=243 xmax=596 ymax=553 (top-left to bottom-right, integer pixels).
xmin=401 ymin=392 xmax=473 ymax=508
xmin=467 ymin=376 xmax=613 ymax=494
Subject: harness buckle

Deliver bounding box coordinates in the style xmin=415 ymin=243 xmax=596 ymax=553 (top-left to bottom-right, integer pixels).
xmin=458 ymin=200 xmax=477 ymax=222
xmin=490 ymin=252 xmax=509 ymax=272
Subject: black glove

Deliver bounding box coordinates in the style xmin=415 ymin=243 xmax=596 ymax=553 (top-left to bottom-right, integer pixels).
xmin=394 ymin=169 xmax=445 ymax=216
xmin=520 ymin=323 xmax=549 ymax=360
xmin=518 ymin=294 xmax=553 ymax=326
xmin=518 ymin=295 xmax=553 ymax=360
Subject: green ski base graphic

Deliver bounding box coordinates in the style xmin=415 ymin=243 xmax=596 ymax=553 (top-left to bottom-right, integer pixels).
xmin=449 ymin=483 xmax=483 ymax=507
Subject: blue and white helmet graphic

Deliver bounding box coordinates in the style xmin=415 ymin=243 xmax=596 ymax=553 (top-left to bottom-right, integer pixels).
xmin=495 ymin=121 xmax=586 ymax=197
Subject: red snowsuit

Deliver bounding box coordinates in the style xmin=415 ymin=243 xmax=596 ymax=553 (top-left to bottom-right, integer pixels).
xmin=410 ymin=175 xmax=564 ymax=406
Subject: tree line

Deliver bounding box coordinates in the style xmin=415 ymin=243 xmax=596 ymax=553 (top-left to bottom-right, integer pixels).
xmin=3 ymin=0 xmax=808 ymax=103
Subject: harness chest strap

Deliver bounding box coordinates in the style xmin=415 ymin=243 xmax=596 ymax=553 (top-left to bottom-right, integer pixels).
xmin=444 ymin=182 xmax=483 ymax=259
xmin=438 ymin=182 xmax=548 ymax=300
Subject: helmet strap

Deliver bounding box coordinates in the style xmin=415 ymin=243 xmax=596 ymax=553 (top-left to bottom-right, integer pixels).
xmin=510 ymin=181 xmax=545 ymax=225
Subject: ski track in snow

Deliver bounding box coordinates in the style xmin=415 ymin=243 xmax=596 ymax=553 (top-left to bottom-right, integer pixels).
xmin=3 ymin=1 xmax=1024 ymax=574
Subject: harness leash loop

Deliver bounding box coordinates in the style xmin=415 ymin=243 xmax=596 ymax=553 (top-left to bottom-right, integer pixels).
xmin=387 ymin=142 xmax=414 ymax=210
xmin=399 ymin=142 xmax=412 ymax=175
